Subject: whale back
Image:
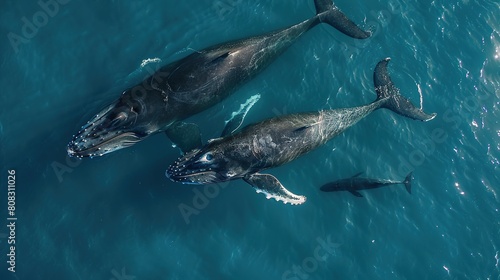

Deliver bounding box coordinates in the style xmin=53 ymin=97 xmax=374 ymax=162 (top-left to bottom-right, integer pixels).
xmin=215 ymin=106 xmax=376 ymax=171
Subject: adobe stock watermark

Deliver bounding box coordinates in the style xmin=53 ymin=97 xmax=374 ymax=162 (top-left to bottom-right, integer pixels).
xmin=178 ymin=181 xmax=231 ymax=225
xmin=213 ymin=0 xmax=242 ymax=20
xmin=7 ymin=0 xmax=73 ymax=53
xmin=51 ymin=154 xmax=82 ymax=183
xmin=397 ymin=87 xmax=498 ymax=177
xmin=110 ymin=267 xmax=135 ymax=280
xmin=282 ymin=235 xmax=341 ymax=280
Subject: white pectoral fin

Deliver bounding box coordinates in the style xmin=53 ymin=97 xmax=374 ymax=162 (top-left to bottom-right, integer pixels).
xmin=221 ymin=93 xmax=261 ymax=137
xmin=244 ymin=173 xmax=306 ymax=205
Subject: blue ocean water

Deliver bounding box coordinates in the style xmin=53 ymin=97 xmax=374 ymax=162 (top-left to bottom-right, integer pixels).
xmin=0 ymin=0 xmax=499 ymax=279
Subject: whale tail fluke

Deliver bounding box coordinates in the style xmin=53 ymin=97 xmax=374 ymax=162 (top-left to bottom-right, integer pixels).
xmin=374 ymin=58 xmax=437 ymax=121
xmin=314 ymin=0 xmax=371 ymax=39
xmin=403 ymin=172 xmax=413 ymax=194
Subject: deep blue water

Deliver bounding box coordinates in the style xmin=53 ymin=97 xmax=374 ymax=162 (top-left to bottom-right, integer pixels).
xmin=1 ymin=0 xmax=499 ymax=279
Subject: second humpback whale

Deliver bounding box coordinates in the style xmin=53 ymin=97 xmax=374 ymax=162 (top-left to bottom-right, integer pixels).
xmin=67 ymin=0 xmax=370 ymax=158
xmin=166 ymin=58 xmax=436 ymax=205
xmin=320 ymin=172 xmax=413 ymax=197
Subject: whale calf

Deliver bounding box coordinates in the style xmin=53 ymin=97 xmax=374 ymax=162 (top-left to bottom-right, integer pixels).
xmin=67 ymin=0 xmax=370 ymax=158
xmin=320 ymin=172 xmax=413 ymax=197
xmin=166 ymin=58 xmax=436 ymax=205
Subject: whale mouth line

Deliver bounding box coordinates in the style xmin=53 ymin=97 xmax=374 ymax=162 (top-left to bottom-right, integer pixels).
xmin=68 ymin=132 xmax=142 ymax=158
xmin=167 ymin=169 xmax=215 ymax=180
xmin=169 ymin=172 xmax=219 ymax=185
xmin=167 ymin=164 xmax=221 ymax=184
xmin=170 ymin=170 xmax=215 ymax=178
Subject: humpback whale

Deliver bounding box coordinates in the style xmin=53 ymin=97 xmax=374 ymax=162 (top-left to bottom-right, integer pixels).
xmin=320 ymin=172 xmax=413 ymax=197
xmin=166 ymin=58 xmax=436 ymax=205
xmin=67 ymin=0 xmax=370 ymax=158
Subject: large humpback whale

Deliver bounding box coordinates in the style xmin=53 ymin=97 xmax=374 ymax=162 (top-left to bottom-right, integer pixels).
xmin=166 ymin=58 xmax=436 ymax=205
xmin=67 ymin=0 xmax=370 ymax=158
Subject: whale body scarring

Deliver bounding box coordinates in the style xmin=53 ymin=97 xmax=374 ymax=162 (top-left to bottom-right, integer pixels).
xmin=166 ymin=58 xmax=436 ymax=205
xmin=67 ymin=0 xmax=370 ymax=158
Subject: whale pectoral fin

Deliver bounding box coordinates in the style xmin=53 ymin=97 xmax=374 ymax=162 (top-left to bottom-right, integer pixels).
xmin=351 ymin=172 xmax=363 ymax=178
xmin=244 ymin=173 xmax=306 ymax=205
xmin=165 ymin=122 xmax=202 ymax=154
xmin=221 ymin=94 xmax=261 ymax=137
xmin=221 ymin=120 xmax=240 ymax=137
xmin=348 ymin=190 xmax=363 ymax=197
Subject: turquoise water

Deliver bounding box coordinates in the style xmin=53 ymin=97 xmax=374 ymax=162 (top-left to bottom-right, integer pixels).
xmin=1 ymin=0 xmax=499 ymax=279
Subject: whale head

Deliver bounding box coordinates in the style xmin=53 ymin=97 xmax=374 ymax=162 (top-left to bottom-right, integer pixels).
xmin=67 ymin=89 xmax=167 ymax=158
xmin=166 ymin=141 xmax=247 ymax=184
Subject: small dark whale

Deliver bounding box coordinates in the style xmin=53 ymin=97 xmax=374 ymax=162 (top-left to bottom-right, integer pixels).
xmin=67 ymin=0 xmax=370 ymax=158
xmin=166 ymin=58 xmax=436 ymax=205
xmin=320 ymin=172 xmax=413 ymax=197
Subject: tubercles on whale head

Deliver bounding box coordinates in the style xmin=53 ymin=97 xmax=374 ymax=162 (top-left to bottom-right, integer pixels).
xmin=67 ymin=89 xmax=166 ymax=158
xmin=166 ymin=144 xmax=245 ymax=185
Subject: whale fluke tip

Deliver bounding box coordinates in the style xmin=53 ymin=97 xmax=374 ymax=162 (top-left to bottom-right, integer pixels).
xmin=315 ymin=0 xmax=371 ymax=39
xmin=425 ymin=113 xmax=438 ymax=122
xmin=374 ymin=58 xmax=437 ymax=122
